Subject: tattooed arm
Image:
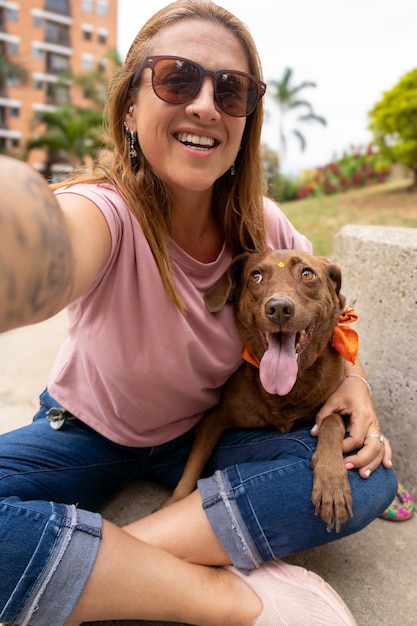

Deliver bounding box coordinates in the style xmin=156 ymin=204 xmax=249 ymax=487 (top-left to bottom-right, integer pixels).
xmin=0 ymin=156 xmax=111 ymax=332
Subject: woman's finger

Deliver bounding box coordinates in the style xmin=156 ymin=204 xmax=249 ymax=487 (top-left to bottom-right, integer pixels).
xmin=344 ymin=434 xmax=391 ymax=478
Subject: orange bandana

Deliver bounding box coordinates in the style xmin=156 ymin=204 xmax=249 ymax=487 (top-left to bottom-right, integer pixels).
xmin=242 ymin=345 xmax=260 ymax=368
xmin=331 ymin=306 xmax=359 ymax=363
xmin=242 ymin=305 xmax=359 ymax=367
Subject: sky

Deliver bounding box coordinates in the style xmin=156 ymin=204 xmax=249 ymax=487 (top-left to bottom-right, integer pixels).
xmin=117 ymin=0 xmax=417 ymax=175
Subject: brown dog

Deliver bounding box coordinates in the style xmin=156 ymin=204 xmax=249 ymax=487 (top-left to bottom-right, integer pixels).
xmin=163 ymin=249 xmax=355 ymax=532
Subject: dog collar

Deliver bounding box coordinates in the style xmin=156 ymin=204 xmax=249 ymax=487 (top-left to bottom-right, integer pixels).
xmin=242 ymin=306 xmax=359 ymax=368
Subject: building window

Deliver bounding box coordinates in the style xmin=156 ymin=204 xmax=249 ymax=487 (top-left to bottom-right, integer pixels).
xmin=98 ymin=32 xmax=107 ymax=45
xmin=82 ymin=0 xmax=94 ymax=13
xmin=33 ymin=15 xmax=43 ymax=28
xmin=97 ymin=0 xmax=109 ymax=17
xmin=45 ymin=21 xmax=70 ymax=46
xmin=11 ymin=137 xmax=20 ymax=148
xmin=46 ymin=82 xmax=70 ymax=105
xmin=83 ymin=29 xmax=92 ymax=42
xmin=81 ymin=54 xmax=94 ymax=72
xmin=97 ymin=58 xmax=107 ymax=73
xmin=8 ymin=41 xmax=19 ymax=55
xmin=46 ymin=52 xmax=70 ymax=74
xmin=33 ymin=78 xmax=43 ymax=90
xmin=9 ymin=107 xmax=20 ymax=118
xmin=7 ymin=8 xmax=18 ymax=22
xmin=33 ymin=47 xmax=44 ymax=61
xmin=6 ymin=76 xmax=20 ymax=87
xmin=45 ymin=0 xmax=70 ymax=14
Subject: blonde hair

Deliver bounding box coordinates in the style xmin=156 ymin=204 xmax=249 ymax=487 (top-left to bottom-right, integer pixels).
xmin=55 ymin=0 xmax=267 ymax=312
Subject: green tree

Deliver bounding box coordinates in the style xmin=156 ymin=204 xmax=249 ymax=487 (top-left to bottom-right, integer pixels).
xmin=0 ymin=53 xmax=27 ymax=89
xmin=26 ymin=104 xmax=104 ymax=178
xmin=62 ymin=47 xmax=122 ymax=106
xmin=368 ymin=68 xmax=417 ymax=189
xmin=269 ymin=67 xmax=326 ymax=164
xmin=262 ymin=143 xmax=281 ymax=200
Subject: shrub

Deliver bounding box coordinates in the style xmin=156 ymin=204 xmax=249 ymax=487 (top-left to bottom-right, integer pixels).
xmin=276 ymin=175 xmax=302 ymax=202
xmin=296 ymin=145 xmax=391 ymax=199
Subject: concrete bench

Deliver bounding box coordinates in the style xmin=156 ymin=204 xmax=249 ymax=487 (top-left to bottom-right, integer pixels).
xmin=332 ymin=224 xmax=417 ymax=495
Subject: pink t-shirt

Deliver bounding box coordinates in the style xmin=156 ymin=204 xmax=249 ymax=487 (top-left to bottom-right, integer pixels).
xmin=49 ymin=184 xmax=311 ymax=446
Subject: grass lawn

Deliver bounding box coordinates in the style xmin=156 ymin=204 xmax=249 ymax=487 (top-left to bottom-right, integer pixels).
xmin=280 ymin=178 xmax=417 ymax=256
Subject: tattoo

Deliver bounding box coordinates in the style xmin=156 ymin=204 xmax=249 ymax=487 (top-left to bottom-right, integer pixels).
xmin=0 ymin=159 xmax=74 ymax=329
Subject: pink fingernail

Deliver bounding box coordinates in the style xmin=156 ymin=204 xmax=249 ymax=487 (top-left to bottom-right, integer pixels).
xmin=345 ymin=462 xmax=354 ymax=470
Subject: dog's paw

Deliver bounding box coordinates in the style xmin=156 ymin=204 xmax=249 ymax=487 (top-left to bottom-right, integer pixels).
xmin=311 ymin=464 xmax=353 ymax=532
xmin=156 ymin=485 xmax=192 ymax=511
xmin=155 ymin=494 xmax=179 ymax=510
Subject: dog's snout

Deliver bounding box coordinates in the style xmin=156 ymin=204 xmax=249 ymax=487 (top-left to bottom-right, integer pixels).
xmin=265 ymin=297 xmax=295 ymax=322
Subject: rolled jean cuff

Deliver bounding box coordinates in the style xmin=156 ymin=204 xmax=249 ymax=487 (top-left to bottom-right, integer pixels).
xmin=199 ymin=470 xmax=266 ymax=573
xmin=16 ymin=506 xmax=102 ymax=626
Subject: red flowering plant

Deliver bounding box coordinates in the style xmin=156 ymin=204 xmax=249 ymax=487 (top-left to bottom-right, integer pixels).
xmin=297 ymin=145 xmax=391 ymax=199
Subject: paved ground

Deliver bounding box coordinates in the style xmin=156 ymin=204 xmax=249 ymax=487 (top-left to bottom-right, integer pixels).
xmin=1 ymin=313 xmax=416 ymax=626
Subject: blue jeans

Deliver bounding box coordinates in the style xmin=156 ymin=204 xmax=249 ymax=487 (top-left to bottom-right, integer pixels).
xmin=0 ymin=389 xmax=397 ymax=624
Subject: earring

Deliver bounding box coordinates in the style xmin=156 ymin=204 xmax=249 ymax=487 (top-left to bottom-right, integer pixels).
xmin=230 ymin=162 xmax=236 ymax=176
xmin=128 ymin=105 xmax=134 ymax=114
xmin=124 ymin=122 xmax=138 ymax=171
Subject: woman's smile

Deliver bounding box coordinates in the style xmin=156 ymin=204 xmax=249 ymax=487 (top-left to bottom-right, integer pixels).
xmin=175 ymin=132 xmax=217 ymax=150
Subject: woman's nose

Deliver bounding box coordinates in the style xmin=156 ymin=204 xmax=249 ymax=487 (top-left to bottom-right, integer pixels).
xmin=186 ymin=77 xmax=221 ymax=122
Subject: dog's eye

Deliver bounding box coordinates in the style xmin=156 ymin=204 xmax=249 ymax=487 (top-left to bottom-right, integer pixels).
xmin=249 ymin=270 xmax=263 ymax=284
xmin=301 ymin=268 xmax=316 ymax=281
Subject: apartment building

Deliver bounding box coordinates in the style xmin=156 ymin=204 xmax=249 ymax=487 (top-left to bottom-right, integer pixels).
xmin=0 ymin=0 xmax=118 ymax=171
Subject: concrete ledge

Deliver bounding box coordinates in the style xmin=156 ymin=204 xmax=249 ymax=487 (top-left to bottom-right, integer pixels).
xmin=332 ymin=225 xmax=417 ymax=494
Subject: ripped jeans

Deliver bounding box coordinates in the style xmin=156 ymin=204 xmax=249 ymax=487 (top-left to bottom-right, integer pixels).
xmin=0 ymin=389 xmax=397 ymax=625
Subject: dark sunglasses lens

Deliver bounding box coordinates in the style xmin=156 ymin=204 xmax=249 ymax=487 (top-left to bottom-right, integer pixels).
xmin=153 ymin=58 xmax=200 ymax=103
xmin=215 ymin=72 xmax=259 ymax=117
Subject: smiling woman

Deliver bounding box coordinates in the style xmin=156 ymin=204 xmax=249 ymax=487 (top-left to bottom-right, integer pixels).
xmin=0 ymin=2 xmax=397 ymax=625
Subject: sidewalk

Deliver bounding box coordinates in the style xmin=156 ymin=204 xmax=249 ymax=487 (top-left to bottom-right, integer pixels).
xmin=1 ymin=314 xmax=415 ymax=626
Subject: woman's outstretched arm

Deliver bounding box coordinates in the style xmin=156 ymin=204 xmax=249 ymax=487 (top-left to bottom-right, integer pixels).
xmin=0 ymin=156 xmax=110 ymax=332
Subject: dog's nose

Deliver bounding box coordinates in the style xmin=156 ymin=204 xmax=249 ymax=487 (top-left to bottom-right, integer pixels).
xmin=265 ymin=297 xmax=295 ymax=322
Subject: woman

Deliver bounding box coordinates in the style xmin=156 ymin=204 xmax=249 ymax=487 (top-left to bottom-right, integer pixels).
xmin=0 ymin=1 xmax=396 ymax=625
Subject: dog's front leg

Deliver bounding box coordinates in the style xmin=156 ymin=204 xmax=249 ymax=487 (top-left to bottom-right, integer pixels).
xmin=310 ymin=413 xmax=353 ymax=532
xmin=159 ymin=407 xmax=227 ymax=509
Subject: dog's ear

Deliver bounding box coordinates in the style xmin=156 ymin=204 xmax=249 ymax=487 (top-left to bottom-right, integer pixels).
xmin=204 ymin=253 xmax=250 ymax=312
xmin=316 ymin=256 xmax=342 ymax=295
xmin=325 ymin=262 xmax=347 ymax=310
xmin=326 ymin=262 xmax=342 ymax=295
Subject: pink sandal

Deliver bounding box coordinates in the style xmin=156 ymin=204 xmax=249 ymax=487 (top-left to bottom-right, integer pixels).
xmin=228 ymin=559 xmax=357 ymax=625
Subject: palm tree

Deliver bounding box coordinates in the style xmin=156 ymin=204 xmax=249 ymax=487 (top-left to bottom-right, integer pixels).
xmin=269 ymin=67 xmax=327 ymax=163
xmin=26 ymin=104 xmax=105 ymax=179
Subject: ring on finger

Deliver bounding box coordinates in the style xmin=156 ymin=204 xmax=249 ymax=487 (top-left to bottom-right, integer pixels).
xmin=365 ymin=433 xmax=385 ymax=445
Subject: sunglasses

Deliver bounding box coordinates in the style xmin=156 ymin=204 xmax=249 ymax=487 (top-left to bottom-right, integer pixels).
xmin=129 ymin=55 xmax=266 ymax=117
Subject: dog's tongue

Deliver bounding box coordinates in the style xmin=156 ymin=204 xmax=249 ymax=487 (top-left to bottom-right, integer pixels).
xmin=259 ymin=333 xmax=298 ymax=396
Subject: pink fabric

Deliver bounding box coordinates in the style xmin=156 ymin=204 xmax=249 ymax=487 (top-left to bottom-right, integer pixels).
xmin=49 ymin=185 xmax=311 ymax=446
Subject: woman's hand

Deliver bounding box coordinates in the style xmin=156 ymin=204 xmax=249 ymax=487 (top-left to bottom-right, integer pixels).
xmin=312 ymin=369 xmax=393 ymax=478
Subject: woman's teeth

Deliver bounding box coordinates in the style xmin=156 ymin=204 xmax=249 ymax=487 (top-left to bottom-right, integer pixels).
xmin=176 ymin=133 xmax=215 ymax=148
